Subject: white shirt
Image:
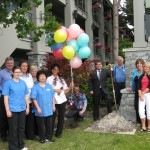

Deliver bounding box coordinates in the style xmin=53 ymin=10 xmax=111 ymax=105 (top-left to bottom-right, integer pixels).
xmin=20 ymin=73 xmax=34 ymax=103
xmin=46 ymin=75 xmax=68 ymax=104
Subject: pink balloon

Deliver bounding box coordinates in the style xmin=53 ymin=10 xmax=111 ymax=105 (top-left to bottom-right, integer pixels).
xmin=53 ymin=47 xmax=63 ymax=59
xmin=78 ymin=29 xmax=85 ymax=35
xmin=66 ymin=29 xmax=73 ymax=42
xmin=68 ymin=24 xmax=81 ymax=39
xmin=58 ymin=26 xmax=67 ymax=32
xmin=70 ymin=56 xmax=82 ymax=69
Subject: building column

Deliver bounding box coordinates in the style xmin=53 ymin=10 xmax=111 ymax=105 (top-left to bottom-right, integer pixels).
xmin=85 ymin=0 xmax=94 ymax=59
xmin=64 ymin=0 xmax=75 ymax=27
xmin=133 ymin=0 xmax=147 ymax=48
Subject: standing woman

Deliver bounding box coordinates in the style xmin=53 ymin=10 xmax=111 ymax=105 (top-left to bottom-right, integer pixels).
xmin=18 ymin=60 xmax=34 ymax=140
xmin=132 ymin=59 xmax=145 ymax=124
xmin=46 ymin=63 xmax=74 ymax=138
xmin=2 ymin=66 xmax=29 ymax=150
xmin=31 ymin=70 xmax=55 ymax=143
xmin=30 ymin=65 xmax=38 ymax=84
xmin=138 ymin=63 xmax=150 ymax=131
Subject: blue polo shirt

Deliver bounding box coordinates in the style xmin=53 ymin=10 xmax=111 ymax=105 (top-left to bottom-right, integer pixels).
xmin=31 ymin=83 xmax=54 ymax=117
xmin=2 ymin=79 xmax=29 ymax=112
xmin=113 ymin=65 xmax=126 ymax=83
xmin=0 ymin=68 xmax=12 ymax=96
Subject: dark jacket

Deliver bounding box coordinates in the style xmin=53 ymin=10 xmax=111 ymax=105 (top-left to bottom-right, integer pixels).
xmin=89 ymin=69 xmax=111 ymax=95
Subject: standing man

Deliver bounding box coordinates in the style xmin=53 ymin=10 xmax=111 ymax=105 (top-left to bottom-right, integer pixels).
xmin=89 ymin=60 xmax=112 ymax=121
xmin=113 ymin=56 xmax=126 ymax=107
xmin=0 ymin=57 xmax=14 ymax=141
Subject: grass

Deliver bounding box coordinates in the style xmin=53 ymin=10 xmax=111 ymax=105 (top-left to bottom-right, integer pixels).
xmin=1 ymin=114 xmax=150 ymax=150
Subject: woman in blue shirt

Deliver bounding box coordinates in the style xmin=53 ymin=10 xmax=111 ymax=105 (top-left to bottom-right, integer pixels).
xmin=31 ymin=70 xmax=55 ymax=144
xmin=2 ymin=66 xmax=29 ymax=150
xmin=132 ymin=59 xmax=145 ymax=124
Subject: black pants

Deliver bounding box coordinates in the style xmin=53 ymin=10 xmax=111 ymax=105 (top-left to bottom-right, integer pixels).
xmin=93 ymin=88 xmax=112 ymax=121
xmin=25 ymin=104 xmax=35 ymax=140
xmin=114 ymin=82 xmax=125 ymax=106
xmin=134 ymin=91 xmax=141 ymax=123
xmin=0 ymin=96 xmax=9 ymax=139
xmin=52 ymin=102 xmax=66 ymax=136
xmin=36 ymin=115 xmax=53 ymax=140
xmin=8 ymin=111 xmax=25 ymax=150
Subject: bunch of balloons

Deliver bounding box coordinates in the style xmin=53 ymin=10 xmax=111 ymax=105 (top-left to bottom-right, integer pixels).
xmin=48 ymin=24 xmax=91 ymax=69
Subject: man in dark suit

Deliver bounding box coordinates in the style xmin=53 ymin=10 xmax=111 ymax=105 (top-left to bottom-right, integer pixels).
xmin=89 ymin=60 xmax=112 ymax=121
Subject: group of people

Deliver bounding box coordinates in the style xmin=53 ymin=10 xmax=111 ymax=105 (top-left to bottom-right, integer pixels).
xmin=0 ymin=57 xmax=84 ymax=150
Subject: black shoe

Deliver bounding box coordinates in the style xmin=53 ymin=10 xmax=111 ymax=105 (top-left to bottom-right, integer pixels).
xmin=40 ymin=139 xmax=45 ymax=144
xmin=55 ymin=134 xmax=62 ymax=138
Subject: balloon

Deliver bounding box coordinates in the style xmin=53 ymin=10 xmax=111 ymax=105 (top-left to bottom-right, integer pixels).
xmin=58 ymin=26 xmax=67 ymax=32
xmin=68 ymin=24 xmax=80 ymax=38
xmin=67 ymin=40 xmax=79 ymax=52
xmin=78 ymin=28 xmax=85 ymax=35
xmin=78 ymin=46 xmax=91 ymax=59
xmin=62 ymin=46 xmax=75 ymax=60
xmin=54 ymin=29 xmax=67 ymax=43
xmin=77 ymin=33 xmax=90 ymax=47
xmin=51 ymin=43 xmax=62 ymax=50
xmin=66 ymin=29 xmax=73 ymax=42
xmin=70 ymin=56 xmax=82 ymax=69
xmin=53 ymin=47 xmax=63 ymax=58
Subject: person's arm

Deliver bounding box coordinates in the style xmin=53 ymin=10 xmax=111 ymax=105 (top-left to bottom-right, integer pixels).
xmin=138 ymin=76 xmax=144 ymax=100
xmin=4 ymin=95 xmax=12 ymax=117
xmin=80 ymin=102 xmax=87 ymax=114
xmin=33 ymin=99 xmax=42 ymax=114
xmin=25 ymin=94 xmax=29 ymax=115
xmin=64 ymin=81 xmax=74 ymax=94
xmin=53 ymin=97 xmax=56 ymax=112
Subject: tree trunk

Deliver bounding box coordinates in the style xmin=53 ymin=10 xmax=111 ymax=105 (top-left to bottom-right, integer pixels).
xmin=113 ymin=0 xmax=119 ymax=63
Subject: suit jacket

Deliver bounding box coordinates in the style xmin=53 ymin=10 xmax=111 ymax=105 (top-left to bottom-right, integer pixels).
xmin=89 ymin=69 xmax=111 ymax=95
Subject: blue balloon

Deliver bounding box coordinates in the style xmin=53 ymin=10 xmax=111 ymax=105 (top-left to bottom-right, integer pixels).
xmin=77 ymin=33 xmax=90 ymax=47
xmin=51 ymin=43 xmax=62 ymax=50
xmin=78 ymin=46 xmax=91 ymax=59
xmin=67 ymin=40 xmax=79 ymax=52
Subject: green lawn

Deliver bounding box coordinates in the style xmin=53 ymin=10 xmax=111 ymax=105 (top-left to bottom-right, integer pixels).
xmin=1 ymin=115 xmax=150 ymax=150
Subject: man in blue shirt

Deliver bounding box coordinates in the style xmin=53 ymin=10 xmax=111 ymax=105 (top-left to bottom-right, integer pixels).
xmin=0 ymin=57 xmax=14 ymax=141
xmin=113 ymin=56 xmax=126 ymax=107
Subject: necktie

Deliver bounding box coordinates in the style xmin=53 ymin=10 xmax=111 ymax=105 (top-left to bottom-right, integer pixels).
xmin=98 ymin=70 xmax=101 ymax=80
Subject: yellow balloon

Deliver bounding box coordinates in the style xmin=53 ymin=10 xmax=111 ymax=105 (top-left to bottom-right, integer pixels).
xmin=54 ymin=29 xmax=67 ymax=43
xmin=62 ymin=46 xmax=75 ymax=60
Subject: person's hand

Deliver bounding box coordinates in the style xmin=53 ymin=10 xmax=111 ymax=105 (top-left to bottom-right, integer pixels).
xmin=37 ymin=107 xmax=42 ymax=114
xmin=6 ymin=110 xmax=12 ymax=117
xmin=108 ymin=64 xmax=112 ymax=70
xmin=126 ymin=88 xmax=132 ymax=93
xmin=79 ymin=111 xmax=84 ymax=116
xmin=90 ymin=91 xmax=93 ymax=95
xmin=139 ymin=94 xmax=144 ymax=101
xmin=53 ymin=106 xmax=56 ymax=112
xmin=26 ymin=107 xmax=29 ymax=115
xmin=57 ymin=89 xmax=62 ymax=94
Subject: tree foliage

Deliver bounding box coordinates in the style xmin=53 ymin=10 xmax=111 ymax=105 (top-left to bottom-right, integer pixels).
xmin=0 ymin=0 xmax=59 ymax=42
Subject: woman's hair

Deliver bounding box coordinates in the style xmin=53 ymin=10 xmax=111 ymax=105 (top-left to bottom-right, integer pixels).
xmin=36 ymin=70 xmax=48 ymax=82
xmin=51 ymin=63 xmax=60 ymax=70
xmin=18 ymin=60 xmax=30 ymax=74
xmin=135 ymin=59 xmax=145 ymax=68
xmin=143 ymin=63 xmax=150 ymax=75
xmin=30 ymin=65 xmax=38 ymax=72
xmin=12 ymin=66 xmax=20 ymax=78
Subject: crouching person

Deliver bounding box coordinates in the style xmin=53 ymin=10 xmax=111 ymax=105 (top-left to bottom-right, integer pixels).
xmin=31 ymin=70 xmax=55 ymax=144
xmin=65 ymin=87 xmax=87 ymax=121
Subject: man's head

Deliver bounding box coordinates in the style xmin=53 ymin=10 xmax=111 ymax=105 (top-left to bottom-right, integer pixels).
xmin=95 ymin=60 xmax=103 ymax=70
xmin=117 ymin=56 xmax=124 ymax=66
xmin=5 ymin=57 xmax=14 ymax=71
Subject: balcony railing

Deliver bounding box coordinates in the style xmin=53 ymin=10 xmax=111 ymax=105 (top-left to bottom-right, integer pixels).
xmin=75 ymin=0 xmax=86 ymax=12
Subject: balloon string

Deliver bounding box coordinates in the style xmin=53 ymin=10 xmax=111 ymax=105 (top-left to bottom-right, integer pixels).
xmin=70 ymin=65 xmax=74 ymax=97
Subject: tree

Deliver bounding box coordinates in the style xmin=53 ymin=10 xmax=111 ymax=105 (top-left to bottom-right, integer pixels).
xmin=112 ymin=0 xmax=121 ymax=63
xmin=0 ymin=0 xmax=59 ymax=42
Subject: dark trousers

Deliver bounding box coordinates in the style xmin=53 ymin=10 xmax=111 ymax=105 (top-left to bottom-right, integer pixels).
xmin=36 ymin=115 xmax=53 ymax=140
xmin=114 ymin=82 xmax=125 ymax=106
xmin=93 ymin=88 xmax=112 ymax=121
xmin=52 ymin=102 xmax=66 ymax=136
xmin=8 ymin=111 xmax=25 ymax=150
xmin=25 ymin=104 xmax=35 ymax=140
xmin=0 ymin=96 xmax=9 ymax=139
xmin=65 ymin=109 xmax=86 ymax=120
xmin=134 ymin=91 xmax=141 ymax=123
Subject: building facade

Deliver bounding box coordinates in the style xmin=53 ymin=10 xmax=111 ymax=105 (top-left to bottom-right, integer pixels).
xmin=0 ymin=0 xmax=113 ymax=68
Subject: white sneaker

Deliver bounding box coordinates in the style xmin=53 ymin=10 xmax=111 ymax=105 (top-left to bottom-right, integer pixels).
xmin=20 ymin=147 xmax=28 ymax=150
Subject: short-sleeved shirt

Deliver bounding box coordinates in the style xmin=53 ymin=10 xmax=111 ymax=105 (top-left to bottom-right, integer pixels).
xmin=2 ymin=79 xmax=29 ymax=112
xmin=31 ymin=83 xmax=54 ymax=117
xmin=46 ymin=75 xmax=68 ymax=104
xmin=68 ymin=94 xmax=87 ymax=110
xmin=0 ymin=68 xmax=12 ymax=96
